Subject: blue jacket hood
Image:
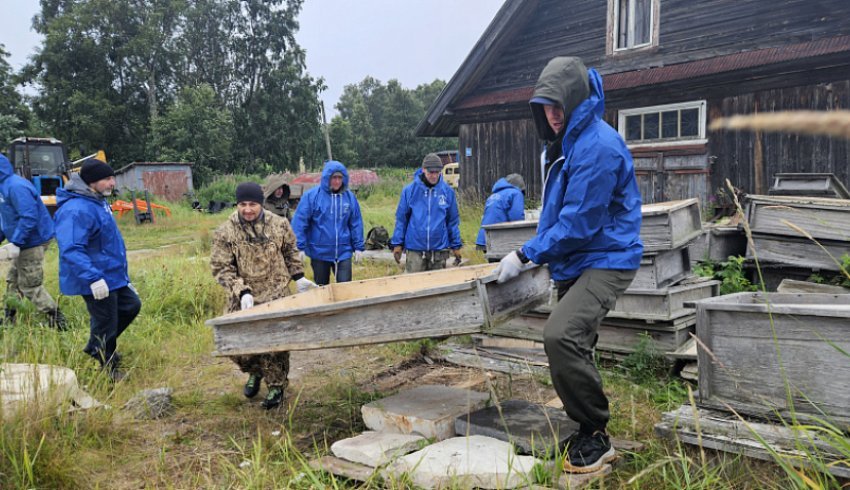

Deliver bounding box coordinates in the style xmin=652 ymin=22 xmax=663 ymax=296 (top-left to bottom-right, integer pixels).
xmin=0 ymin=153 xmax=55 ymax=248
xmin=476 ymin=178 xmax=525 ymax=246
xmin=563 ymin=68 xmax=605 ymax=148
xmin=56 ymin=173 xmax=103 ymax=207
xmin=0 ymin=154 xmax=13 ymax=181
xmin=321 ymin=160 xmax=349 ymax=192
xmin=292 ymin=162 xmax=365 ymax=262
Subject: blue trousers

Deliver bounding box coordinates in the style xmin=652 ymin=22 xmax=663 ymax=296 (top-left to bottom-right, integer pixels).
xmin=311 ymin=259 xmax=352 ymax=286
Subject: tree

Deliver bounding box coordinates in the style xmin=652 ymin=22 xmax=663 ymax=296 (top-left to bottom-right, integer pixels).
xmin=331 ymin=77 xmax=456 ymax=168
xmin=152 ymin=84 xmax=234 ymax=185
xmin=0 ymin=44 xmax=29 ymax=146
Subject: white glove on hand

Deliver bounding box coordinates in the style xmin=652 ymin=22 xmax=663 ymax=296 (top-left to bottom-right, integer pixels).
xmin=90 ymin=279 xmax=110 ymax=300
xmin=354 ymin=250 xmax=364 ymax=263
xmin=240 ymin=293 xmax=254 ymax=310
xmin=296 ymin=277 xmax=318 ymax=293
xmin=493 ymin=251 xmax=525 ymax=284
xmin=298 ymin=251 xmax=306 ymax=263
xmin=127 ymin=282 xmax=138 ymax=295
xmin=0 ymin=243 xmax=20 ymax=260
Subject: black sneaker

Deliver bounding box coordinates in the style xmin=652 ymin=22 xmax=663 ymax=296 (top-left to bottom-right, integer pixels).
xmin=261 ymin=386 xmax=284 ymax=409
xmin=563 ymin=431 xmax=616 ymax=474
xmin=244 ymin=374 xmax=262 ymax=398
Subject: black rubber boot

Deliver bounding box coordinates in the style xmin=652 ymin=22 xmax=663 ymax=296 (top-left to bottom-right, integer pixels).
xmin=261 ymin=386 xmax=284 ymax=409
xmin=48 ymin=309 xmax=68 ymax=331
xmin=244 ymin=374 xmax=262 ymax=398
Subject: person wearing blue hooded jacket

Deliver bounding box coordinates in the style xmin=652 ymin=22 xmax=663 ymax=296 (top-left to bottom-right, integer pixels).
xmin=475 ymin=173 xmax=526 ymax=254
xmin=391 ymin=154 xmax=463 ymax=273
xmin=494 ymin=57 xmax=643 ymax=474
xmin=54 ymin=159 xmax=141 ymax=381
xmin=291 ymin=161 xmax=365 ymax=285
xmin=0 ymin=153 xmax=64 ymax=328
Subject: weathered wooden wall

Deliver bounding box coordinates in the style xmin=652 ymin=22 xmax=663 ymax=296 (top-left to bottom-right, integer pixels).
xmin=710 ymin=80 xmax=850 ymax=196
xmin=477 ymin=0 xmax=850 ymax=95
xmin=458 ymin=119 xmax=542 ymax=199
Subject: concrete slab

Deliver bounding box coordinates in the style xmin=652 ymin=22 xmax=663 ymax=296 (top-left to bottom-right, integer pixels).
xmin=362 ymin=385 xmax=489 ymax=441
xmin=330 ymin=431 xmax=425 ymax=467
xmin=309 ymin=455 xmax=374 ymax=482
xmin=456 ymin=399 xmax=579 ymax=456
xmin=383 ymin=435 xmax=540 ymax=489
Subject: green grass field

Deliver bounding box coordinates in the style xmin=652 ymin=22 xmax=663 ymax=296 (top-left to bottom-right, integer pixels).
xmin=0 ymin=171 xmax=844 ymax=489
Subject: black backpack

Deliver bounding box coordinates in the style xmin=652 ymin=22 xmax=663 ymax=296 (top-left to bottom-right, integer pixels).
xmin=365 ymin=225 xmax=390 ymax=250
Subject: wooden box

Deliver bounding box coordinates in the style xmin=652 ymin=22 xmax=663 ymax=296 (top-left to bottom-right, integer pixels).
xmin=641 ymin=198 xmax=703 ymax=253
xmin=688 ymin=226 xmax=747 ymax=264
xmin=746 ymin=195 xmax=850 ymax=243
xmin=483 ymin=220 xmax=538 ymax=261
xmin=747 ymin=234 xmax=850 ymax=272
xmin=597 ymin=316 xmax=696 ymax=354
xmin=695 ymin=292 xmax=850 ymax=424
xmin=768 ymin=173 xmax=850 ymax=199
xmin=206 ymin=264 xmax=551 ymax=356
xmin=632 ymin=247 xmax=691 ymax=289
xmin=606 ymin=278 xmax=720 ymax=322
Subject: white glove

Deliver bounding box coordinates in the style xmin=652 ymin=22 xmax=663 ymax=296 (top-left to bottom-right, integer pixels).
xmin=240 ymin=293 xmax=254 ymax=310
xmin=354 ymin=250 xmax=364 ymax=263
xmin=493 ymin=251 xmax=525 ymax=284
xmin=296 ymin=277 xmax=318 ymax=293
xmin=127 ymin=282 xmax=138 ymax=295
xmin=298 ymin=251 xmax=306 ymax=263
xmin=90 ymin=279 xmax=110 ymax=300
xmin=0 ymin=243 xmax=20 ymax=260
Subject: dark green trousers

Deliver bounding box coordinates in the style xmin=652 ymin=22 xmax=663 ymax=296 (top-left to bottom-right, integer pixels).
xmin=543 ymin=268 xmax=636 ymax=433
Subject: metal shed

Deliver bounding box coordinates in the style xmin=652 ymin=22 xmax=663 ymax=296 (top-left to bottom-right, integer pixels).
xmin=114 ymin=162 xmax=194 ymax=201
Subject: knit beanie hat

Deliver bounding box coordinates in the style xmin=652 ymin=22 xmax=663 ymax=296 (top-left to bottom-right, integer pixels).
xmin=80 ymin=159 xmax=115 ymax=185
xmin=421 ymin=153 xmax=443 ymax=172
xmin=505 ymin=173 xmax=526 ymax=191
xmin=235 ymin=182 xmax=264 ymax=204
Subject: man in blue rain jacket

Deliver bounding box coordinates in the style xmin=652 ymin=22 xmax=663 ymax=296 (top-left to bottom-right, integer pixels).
xmin=54 ymin=159 xmax=141 ymax=381
xmin=0 ymin=153 xmax=65 ymax=328
xmin=391 ymin=154 xmax=463 ymax=273
xmin=494 ymin=57 xmax=643 ymax=473
xmin=291 ymin=161 xmax=365 ymax=285
xmin=475 ymin=173 xmax=526 ymax=254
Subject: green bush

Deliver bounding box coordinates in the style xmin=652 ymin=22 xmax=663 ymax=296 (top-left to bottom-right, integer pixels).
xmin=195 ymin=174 xmax=264 ymax=205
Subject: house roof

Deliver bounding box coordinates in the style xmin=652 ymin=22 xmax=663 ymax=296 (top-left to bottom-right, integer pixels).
xmin=417 ymin=0 xmax=850 ymax=138
xmin=114 ymin=162 xmax=194 ymax=174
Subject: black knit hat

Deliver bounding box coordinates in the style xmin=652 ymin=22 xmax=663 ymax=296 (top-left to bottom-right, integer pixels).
xmin=80 ymin=159 xmax=115 ymax=185
xmin=235 ymin=182 xmax=264 ymax=204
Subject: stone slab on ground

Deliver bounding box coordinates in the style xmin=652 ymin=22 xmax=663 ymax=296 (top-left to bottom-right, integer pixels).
xmin=309 ymin=455 xmax=375 ymax=482
xmin=559 ymin=464 xmax=613 ymax=489
xmin=330 ymin=431 xmax=425 ymax=467
xmin=383 ymin=435 xmax=540 ymax=489
xmin=456 ymin=399 xmax=578 ymax=456
xmin=362 ymin=385 xmax=489 ymax=440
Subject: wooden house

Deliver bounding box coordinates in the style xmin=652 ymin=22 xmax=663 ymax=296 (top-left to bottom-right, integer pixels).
xmin=417 ymin=0 xmax=850 ymax=205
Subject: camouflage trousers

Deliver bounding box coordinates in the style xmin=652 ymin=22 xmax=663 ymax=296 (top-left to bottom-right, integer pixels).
xmin=5 ymin=244 xmax=58 ymax=313
xmin=230 ymin=352 xmax=290 ymax=389
xmin=405 ymin=249 xmax=449 ymax=273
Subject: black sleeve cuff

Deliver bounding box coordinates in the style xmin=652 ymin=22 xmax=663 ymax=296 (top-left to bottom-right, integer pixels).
xmin=516 ymin=249 xmax=531 ymax=264
xmin=291 ymin=273 xmax=304 ymax=281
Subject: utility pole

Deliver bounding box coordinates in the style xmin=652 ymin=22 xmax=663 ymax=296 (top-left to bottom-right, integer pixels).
xmin=319 ymin=100 xmax=333 ymax=162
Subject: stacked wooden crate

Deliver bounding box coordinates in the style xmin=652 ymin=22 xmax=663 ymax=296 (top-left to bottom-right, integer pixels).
xmin=488 ymin=199 xmax=719 ymax=359
xmin=744 ymin=195 xmax=850 ymax=288
xmin=599 ymin=199 xmax=718 ymax=358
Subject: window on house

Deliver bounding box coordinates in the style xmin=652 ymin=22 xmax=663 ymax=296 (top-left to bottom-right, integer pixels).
xmin=618 ymin=101 xmax=707 ymax=146
xmin=613 ymin=0 xmax=656 ymax=51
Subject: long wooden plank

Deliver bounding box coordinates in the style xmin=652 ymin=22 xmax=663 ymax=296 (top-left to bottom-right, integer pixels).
xmin=656 ymin=406 xmax=850 ymax=479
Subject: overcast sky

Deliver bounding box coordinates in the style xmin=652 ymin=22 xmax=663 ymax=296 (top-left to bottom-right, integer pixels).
xmin=1 ymin=0 xmax=504 ymax=115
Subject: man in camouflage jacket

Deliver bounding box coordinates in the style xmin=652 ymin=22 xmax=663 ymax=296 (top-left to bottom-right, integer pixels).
xmin=210 ymin=182 xmax=316 ymax=409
